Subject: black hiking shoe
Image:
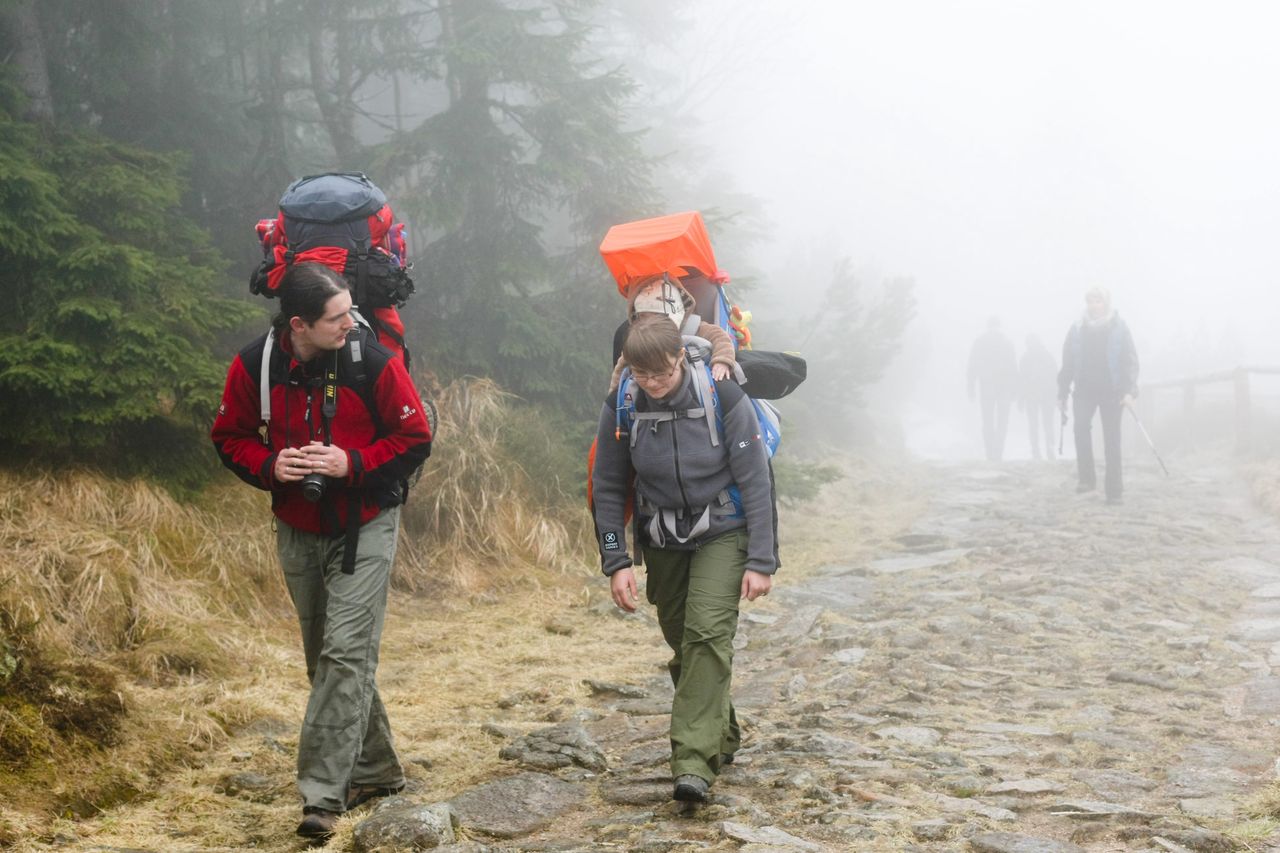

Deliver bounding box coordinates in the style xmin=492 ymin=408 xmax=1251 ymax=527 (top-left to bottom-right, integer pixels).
xmin=720 ymin=752 xmax=735 ymax=766
xmin=346 ymin=782 xmax=405 ymax=810
xmin=673 ymin=774 xmax=710 ymax=802
xmin=296 ymin=807 xmax=340 ymax=839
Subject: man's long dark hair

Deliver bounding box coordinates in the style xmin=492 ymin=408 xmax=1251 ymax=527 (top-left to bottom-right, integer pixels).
xmin=272 ymin=263 xmax=349 ymax=335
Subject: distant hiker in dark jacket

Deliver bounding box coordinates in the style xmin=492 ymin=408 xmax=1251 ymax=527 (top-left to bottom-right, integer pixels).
xmin=968 ymin=317 xmax=1019 ymax=461
xmin=211 ymin=263 xmax=432 ymax=841
xmin=591 ymin=315 xmax=775 ymax=805
xmin=1058 ymin=286 xmax=1139 ymax=504
xmin=1019 ymin=335 xmax=1059 ymax=460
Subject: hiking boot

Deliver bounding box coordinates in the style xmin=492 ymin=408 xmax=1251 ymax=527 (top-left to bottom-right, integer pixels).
xmin=720 ymin=752 xmax=735 ymax=766
xmin=1106 ymin=495 xmax=1123 ymax=506
xmin=1075 ymin=482 xmax=1095 ymax=493
xmin=296 ymin=807 xmax=340 ymax=839
xmin=673 ymin=774 xmax=710 ymax=802
xmin=346 ymin=782 xmax=405 ymax=810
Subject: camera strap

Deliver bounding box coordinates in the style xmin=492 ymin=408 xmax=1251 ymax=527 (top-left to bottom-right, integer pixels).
xmin=322 ymin=350 xmax=363 ymax=576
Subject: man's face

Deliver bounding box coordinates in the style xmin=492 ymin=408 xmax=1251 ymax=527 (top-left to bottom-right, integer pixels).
xmin=300 ymin=290 xmax=355 ymax=352
xmin=1085 ymin=293 xmax=1107 ymax=320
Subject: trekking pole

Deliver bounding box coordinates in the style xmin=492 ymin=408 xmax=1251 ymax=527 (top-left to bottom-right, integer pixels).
xmin=1124 ymin=400 xmax=1170 ymax=477
xmin=1058 ymin=404 xmax=1067 ymax=457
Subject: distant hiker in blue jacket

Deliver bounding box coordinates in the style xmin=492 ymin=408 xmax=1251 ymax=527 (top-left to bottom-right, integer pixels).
xmin=1057 ymin=287 xmax=1139 ymax=504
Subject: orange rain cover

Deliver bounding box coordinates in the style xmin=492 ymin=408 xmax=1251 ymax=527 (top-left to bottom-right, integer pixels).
xmin=599 ymin=211 xmax=720 ymax=295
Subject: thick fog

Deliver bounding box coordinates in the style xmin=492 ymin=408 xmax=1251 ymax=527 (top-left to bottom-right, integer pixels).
xmin=677 ymin=1 xmax=1280 ymax=457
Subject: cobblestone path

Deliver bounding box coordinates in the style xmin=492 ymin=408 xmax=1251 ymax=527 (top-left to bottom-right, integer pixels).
xmin=452 ymin=460 xmax=1280 ymax=852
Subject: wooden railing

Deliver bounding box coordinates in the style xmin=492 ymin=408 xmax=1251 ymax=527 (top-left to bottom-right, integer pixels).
xmin=1142 ymin=366 xmax=1280 ymax=454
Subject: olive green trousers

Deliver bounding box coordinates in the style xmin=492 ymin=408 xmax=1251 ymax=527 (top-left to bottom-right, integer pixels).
xmin=277 ymin=506 xmax=405 ymax=813
xmin=643 ymin=529 xmax=747 ymax=784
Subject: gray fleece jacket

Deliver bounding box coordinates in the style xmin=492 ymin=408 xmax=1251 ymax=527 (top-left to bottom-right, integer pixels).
xmin=591 ymin=365 xmax=777 ymax=577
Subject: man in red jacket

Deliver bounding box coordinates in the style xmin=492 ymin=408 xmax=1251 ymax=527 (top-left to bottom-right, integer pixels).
xmin=211 ymin=263 xmax=431 ymax=840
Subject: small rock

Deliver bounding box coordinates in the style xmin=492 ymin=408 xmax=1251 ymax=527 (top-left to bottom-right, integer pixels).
xmin=912 ymin=818 xmax=952 ymax=841
xmin=986 ymin=778 xmax=1066 ymax=796
xmin=968 ymin=831 xmax=1085 ymax=852
xmin=828 ymin=647 xmax=867 ymax=665
xmin=481 ymin=722 xmax=520 ymax=740
xmin=1177 ymin=797 xmax=1235 ymax=820
xmin=1157 ymin=827 xmax=1234 ymax=852
xmin=498 ymin=723 xmax=606 ymax=773
xmin=721 ymin=821 xmax=820 ymax=851
xmin=872 ymin=726 xmax=941 ymax=748
xmin=451 ymin=772 xmax=585 ymax=839
xmin=214 ymin=772 xmax=278 ymax=802
xmin=353 ymin=801 xmax=457 ymax=852
xmin=1050 ymin=800 xmax=1158 ymax=819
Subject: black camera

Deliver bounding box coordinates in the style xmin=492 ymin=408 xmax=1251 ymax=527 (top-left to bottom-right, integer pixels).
xmin=300 ymin=472 xmax=327 ymax=503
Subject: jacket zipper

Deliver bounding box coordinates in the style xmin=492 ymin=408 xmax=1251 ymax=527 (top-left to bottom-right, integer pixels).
xmin=671 ymin=418 xmax=690 ymax=508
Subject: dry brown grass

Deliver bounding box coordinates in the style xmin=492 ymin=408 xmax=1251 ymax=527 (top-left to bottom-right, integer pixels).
xmin=397 ymin=377 xmax=594 ymax=593
xmin=0 ymin=376 xmax=602 ymax=844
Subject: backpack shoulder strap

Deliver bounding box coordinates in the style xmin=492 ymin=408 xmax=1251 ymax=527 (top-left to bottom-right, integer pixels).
xmin=260 ymin=329 xmax=276 ymax=423
xmin=685 ymin=347 xmax=720 ymax=448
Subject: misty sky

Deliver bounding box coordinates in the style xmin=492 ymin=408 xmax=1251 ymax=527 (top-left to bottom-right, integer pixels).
xmin=684 ymin=0 xmax=1280 ymax=454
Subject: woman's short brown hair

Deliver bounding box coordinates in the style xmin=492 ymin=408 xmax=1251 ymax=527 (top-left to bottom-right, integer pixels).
xmin=623 ymin=314 xmax=683 ymax=374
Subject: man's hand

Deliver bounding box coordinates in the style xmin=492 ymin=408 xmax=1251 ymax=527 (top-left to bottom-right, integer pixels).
xmin=1058 ymin=398 xmax=1069 ymax=415
xmin=1121 ymin=393 xmax=1136 ymax=409
xmin=741 ymin=570 xmax=772 ymax=601
xmin=275 ymin=447 xmax=310 ymax=482
xmin=711 ymin=363 xmax=731 ymax=381
xmin=611 ymin=568 xmax=638 ymax=612
xmin=301 ymin=441 xmax=350 ymax=479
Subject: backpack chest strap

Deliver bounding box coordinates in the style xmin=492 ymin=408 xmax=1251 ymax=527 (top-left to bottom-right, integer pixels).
xmin=628 ymin=407 xmax=710 ymax=447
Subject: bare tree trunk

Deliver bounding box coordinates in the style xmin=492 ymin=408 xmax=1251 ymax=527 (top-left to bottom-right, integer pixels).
xmin=307 ymin=2 xmax=360 ymax=165
xmin=248 ymin=0 xmax=292 ymax=191
xmin=2 ymin=0 xmax=54 ymax=122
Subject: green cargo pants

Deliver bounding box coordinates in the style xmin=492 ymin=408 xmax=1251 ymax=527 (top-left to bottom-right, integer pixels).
xmin=643 ymin=529 xmax=748 ymax=784
xmin=277 ymin=506 xmax=406 ymax=813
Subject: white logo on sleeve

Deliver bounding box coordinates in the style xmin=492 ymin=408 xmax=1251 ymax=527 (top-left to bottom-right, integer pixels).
xmin=399 ymin=404 xmax=418 ymax=421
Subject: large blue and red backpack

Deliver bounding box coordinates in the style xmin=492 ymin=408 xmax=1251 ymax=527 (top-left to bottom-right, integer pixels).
xmin=250 ymin=172 xmax=415 ymax=364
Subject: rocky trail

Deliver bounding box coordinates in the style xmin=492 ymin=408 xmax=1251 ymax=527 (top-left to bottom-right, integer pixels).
xmin=382 ymin=460 xmax=1280 ymax=853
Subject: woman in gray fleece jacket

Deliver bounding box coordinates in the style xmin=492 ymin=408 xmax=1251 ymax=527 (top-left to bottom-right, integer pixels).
xmin=590 ymin=315 xmax=776 ymax=804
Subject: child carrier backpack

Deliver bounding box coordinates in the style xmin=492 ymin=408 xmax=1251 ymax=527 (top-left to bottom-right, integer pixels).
xmin=587 ymin=211 xmax=806 ymax=515
xmin=250 ymin=172 xmax=416 ymax=364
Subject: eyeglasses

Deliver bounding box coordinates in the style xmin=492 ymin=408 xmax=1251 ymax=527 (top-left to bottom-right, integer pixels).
xmin=632 ymin=361 xmax=680 ymax=383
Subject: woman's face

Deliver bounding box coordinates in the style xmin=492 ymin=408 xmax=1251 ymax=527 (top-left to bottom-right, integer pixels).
xmin=632 ymin=355 xmax=684 ymax=398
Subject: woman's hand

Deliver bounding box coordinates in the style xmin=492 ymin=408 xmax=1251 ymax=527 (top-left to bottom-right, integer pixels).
xmin=741 ymin=570 xmax=772 ymax=601
xmin=611 ymin=568 xmax=639 ymax=612
xmin=711 ymin=363 xmax=731 ymax=381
